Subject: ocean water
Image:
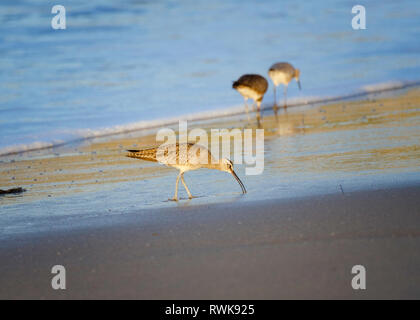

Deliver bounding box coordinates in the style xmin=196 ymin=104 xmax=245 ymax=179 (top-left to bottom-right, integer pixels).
xmin=1 ymin=0 xmax=420 ymax=155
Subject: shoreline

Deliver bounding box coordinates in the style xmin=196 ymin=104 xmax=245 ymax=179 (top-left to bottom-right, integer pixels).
xmin=1 ymin=184 xmax=419 ymax=299
xmin=1 ymin=85 xmax=420 ymax=226
xmin=1 ymin=80 xmax=419 ymax=158
xmin=0 ymin=85 xmax=419 ymax=299
xmin=2 ymin=0 xmax=420 ymax=300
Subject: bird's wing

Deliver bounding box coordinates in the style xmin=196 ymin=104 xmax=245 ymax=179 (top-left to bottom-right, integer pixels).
xmin=237 ymin=74 xmax=268 ymax=93
xmin=126 ymin=143 xmax=215 ymax=166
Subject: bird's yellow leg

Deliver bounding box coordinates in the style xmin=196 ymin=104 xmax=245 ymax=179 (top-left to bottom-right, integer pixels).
xmin=251 ymin=101 xmax=257 ymax=112
xmin=284 ymin=85 xmax=288 ymax=108
xmin=171 ymin=172 xmax=181 ymax=201
xmin=273 ymin=86 xmax=278 ymax=118
xmin=244 ymin=98 xmax=251 ymax=122
xmin=273 ymin=86 xmax=277 ymax=107
xmin=256 ymin=100 xmax=262 ymax=126
xmin=180 ymin=173 xmax=193 ymax=199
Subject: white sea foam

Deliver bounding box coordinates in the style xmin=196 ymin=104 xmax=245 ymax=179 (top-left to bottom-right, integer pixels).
xmin=0 ymin=141 xmax=62 ymax=156
xmin=0 ymin=80 xmax=418 ymax=157
xmin=362 ymin=81 xmax=406 ymax=92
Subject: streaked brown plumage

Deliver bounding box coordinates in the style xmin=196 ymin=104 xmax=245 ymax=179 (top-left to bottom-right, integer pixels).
xmin=127 ymin=143 xmax=246 ymax=201
xmin=127 ymin=147 xmax=158 ymax=162
xmin=232 ymin=74 xmax=268 ymax=123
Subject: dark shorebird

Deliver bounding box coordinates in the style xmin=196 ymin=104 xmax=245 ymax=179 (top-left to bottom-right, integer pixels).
xmin=232 ymin=74 xmax=268 ymax=124
xmin=268 ymin=62 xmax=301 ymax=111
xmin=126 ymin=143 xmax=246 ymax=201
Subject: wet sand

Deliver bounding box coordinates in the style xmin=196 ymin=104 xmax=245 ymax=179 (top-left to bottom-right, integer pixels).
xmin=1 ymin=87 xmax=420 ymax=299
xmin=1 ymin=185 xmax=420 ymax=299
xmin=1 ymin=87 xmax=420 ymax=207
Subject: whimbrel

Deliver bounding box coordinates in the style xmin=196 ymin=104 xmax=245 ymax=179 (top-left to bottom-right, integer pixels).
xmin=232 ymin=74 xmax=268 ymax=124
xmin=268 ymin=62 xmax=301 ymax=111
xmin=126 ymin=143 xmax=246 ymax=201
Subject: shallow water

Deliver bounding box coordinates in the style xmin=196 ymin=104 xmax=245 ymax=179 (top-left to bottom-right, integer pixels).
xmin=1 ymin=88 xmax=420 ymax=237
xmin=1 ymin=0 xmax=420 ymax=154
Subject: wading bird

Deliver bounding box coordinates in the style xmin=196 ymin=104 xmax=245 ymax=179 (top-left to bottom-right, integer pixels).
xmin=268 ymin=62 xmax=301 ymax=111
xmin=232 ymin=74 xmax=268 ymax=124
xmin=126 ymin=143 xmax=246 ymax=201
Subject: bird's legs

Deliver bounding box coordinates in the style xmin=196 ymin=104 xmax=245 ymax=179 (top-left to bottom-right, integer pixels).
xmin=256 ymin=100 xmax=262 ymax=127
xmin=273 ymin=86 xmax=278 ymax=118
xmin=180 ymin=173 xmax=193 ymax=199
xmin=244 ymin=98 xmax=251 ymax=122
xmin=283 ymin=85 xmax=288 ymax=108
xmin=172 ymin=172 xmax=181 ymax=201
xmin=171 ymin=172 xmax=192 ymax=201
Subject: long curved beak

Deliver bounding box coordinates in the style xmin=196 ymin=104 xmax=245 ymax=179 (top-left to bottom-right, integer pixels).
xmin=231 ymin=170 xmax=247 ymax=194
xmin=297 ymin=80 xmax=302 ymax=90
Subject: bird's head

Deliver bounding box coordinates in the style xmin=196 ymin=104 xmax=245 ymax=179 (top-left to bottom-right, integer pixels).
xmin=220 ymin=158 xmax=247 ymax=194
xmin=220 ymin=158 xmax=234 ymax=173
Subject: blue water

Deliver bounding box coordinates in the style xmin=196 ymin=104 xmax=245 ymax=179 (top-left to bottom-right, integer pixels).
xmin=1 ymin=0 xmax=420 ymax=154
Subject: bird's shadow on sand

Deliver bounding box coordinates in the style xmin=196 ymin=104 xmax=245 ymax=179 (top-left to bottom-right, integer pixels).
xmin=162 ymin=195 xmax=205 ymax=203
xmin=162 ymin=193 xmax=246 ymax=207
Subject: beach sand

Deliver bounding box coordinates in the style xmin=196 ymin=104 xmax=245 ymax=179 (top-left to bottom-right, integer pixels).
xmin=1 ymin=87 xmax=420 ymax=299
xmin=0 ymin=185 xmax=419 ymax=299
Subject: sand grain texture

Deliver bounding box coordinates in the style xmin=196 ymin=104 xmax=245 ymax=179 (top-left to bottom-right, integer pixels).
xmin=1 ymin=186 xmax=419 ymax=299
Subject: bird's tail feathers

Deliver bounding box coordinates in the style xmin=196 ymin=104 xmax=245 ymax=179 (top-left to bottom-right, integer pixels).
xmin=126 ymin=148 xmax=158 ymax=162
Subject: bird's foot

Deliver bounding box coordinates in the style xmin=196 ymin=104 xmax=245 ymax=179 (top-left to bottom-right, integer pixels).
xmin=169 ymin=197 xmax=178 ymax=202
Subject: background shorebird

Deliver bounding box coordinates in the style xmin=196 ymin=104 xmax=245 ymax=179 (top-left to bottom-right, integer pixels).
xmin=268 ymin=62 xmax=301 ymax=112
xmin=126 ymin=142 xmax=246 ymax=201
xmin=232 ymin=74 xmax=268 ymax=124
